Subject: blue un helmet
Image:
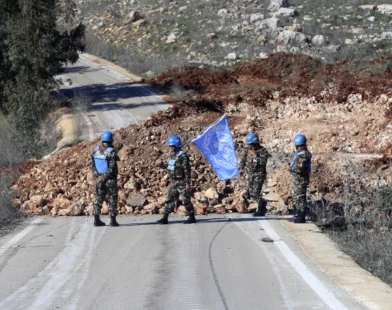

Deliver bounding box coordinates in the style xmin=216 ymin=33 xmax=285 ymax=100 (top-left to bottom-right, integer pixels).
xmin=294 ymin=134 xmax=307 ymax=146
xmin=168 ymin=136 xmax=182 ymax=147
xmin=246 ymin=133 xmax=260 ymax=145
xmin=101 ymin=131 xmax=114 ymax=143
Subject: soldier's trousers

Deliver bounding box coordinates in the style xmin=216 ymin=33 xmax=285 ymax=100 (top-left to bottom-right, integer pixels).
xmin=94 ymin=179 xmax=118 ymax=216
xmin=293 ymin=181 xmax=308 ymax=213
xmin=165 ymin=180 xmax=194 ymax=214
xmin=248 ymin=174 xmax=266 ymax=212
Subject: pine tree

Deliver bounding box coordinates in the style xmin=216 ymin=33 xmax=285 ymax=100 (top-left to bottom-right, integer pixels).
xmin=0 ymin=0 xmax=85 ymax=157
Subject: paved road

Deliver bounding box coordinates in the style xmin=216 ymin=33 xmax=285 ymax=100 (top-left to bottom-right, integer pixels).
xmin=0 ymin=215 xmax=363 ymax=310
xmin=56 ymin=54 xmax=169 ymax=141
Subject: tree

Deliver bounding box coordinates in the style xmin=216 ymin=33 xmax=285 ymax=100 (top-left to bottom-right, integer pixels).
xmin=0 ymin=0 xmax=85 ymax=158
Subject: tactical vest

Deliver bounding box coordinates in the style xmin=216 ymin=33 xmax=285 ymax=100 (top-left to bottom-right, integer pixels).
xmin=93 ymin=146 xmax=114 ymax=174
xmin=167 ymin=150 xmax=185 ymax=178
xmin=290 ymin=151 xmax=312 ymax=174
xmin=246 ymin=149 xmax=268 ymax=174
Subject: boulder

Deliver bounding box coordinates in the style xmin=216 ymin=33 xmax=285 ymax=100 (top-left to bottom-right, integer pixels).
xmin=126 ymin=193 xmax=147 ymax=208
xmin=268 ymin=0 xmax=291 ymax=12
xmin=30 ymin=195 xmax=44 ymax=207
xmin=204 ymin=188 xmax=219 ymax=199
xmin=217 ymin=9 xmax=228 ymax=18
xmin=250 ymin=13 xmax=264 ymax=23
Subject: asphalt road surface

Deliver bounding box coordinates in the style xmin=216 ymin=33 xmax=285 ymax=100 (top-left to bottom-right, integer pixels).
xmin=0 ymin=56 xmax=365 ymax=310
xmin=0 ymin=215 xmax=364 ymax=310
xmin=56 ymin=54 xmax=169 ymax=141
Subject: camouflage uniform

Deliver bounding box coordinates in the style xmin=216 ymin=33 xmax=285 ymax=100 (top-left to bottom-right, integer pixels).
xmin=163 ymin=150 xmax=194 ymax=214
xmin=90 ymin=146 xmax=119 ymax=216
xmin=289 ymin=150 xmax=312 ymax=214
xmin=240 ymin=145 xmax=269 ymax=212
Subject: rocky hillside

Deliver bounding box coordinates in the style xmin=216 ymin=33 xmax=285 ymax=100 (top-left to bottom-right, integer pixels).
xmin=66 ymin=0 xmax=392 ymax=76
xmin=12 ymin=53 xmax=392 ymax=217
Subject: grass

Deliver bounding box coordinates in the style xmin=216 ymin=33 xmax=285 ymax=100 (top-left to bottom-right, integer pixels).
xmin=0 ymin=115 xmax=23 ymax=234
xmin=311 ymin=179 xmax=392 ymax=286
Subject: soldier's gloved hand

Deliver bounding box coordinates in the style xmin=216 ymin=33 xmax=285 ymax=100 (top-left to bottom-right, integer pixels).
xmin=240 ymin=169 xmax=244 ymax=175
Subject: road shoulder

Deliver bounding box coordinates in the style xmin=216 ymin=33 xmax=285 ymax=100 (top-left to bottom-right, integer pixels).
xmin=282 ymin=220 xmax=392 ymax=310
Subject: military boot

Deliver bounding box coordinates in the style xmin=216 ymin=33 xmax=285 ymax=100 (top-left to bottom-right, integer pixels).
xmin=94 ymin=215 xmax=106 ymax=227
xmin=157 ymin=213 xmax=169 ymax=224
xmin=183 ymin=212 xmax=196 ymax=224
xmin=293 ymin=211 xmax=306 ymax=223
xmin=110 ymin=215 xmax=120 ymax=227
xmin=253 ymin=199 xmax=267 ymax=217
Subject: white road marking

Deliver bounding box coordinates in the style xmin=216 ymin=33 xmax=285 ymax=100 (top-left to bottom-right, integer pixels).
xmin=0 ymin=218 xmax=43 ymax=257
xmin=235 ymin=221 xmax=293 ymax=310
xmin=0 ymin=219 xmax=107 ymax=310
xmin=258 ymin=219 xmax=349 ymax=310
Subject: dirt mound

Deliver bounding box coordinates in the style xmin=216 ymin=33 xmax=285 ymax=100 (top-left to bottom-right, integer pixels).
xmin=151 ymin=53 xmax=392 ymax=105
xmin=12 ymin=53 xmax=392 ymax=217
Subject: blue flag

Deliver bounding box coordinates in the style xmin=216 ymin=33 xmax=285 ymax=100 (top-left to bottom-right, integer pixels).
xmin=192 ymin=115 xmax=239 ymax=181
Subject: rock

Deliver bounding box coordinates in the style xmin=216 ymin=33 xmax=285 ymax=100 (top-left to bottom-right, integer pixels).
xmin=312 ymin=35 xmax=325 ymax=47
xmin=276 ymin=30 xmax=307 ymax=46
xmin=166 ymin=33 xmax=177 ymax=44
xmin=20 ymin=201 xmax=37 ymax=214
xmin=58 ymin=208 xmax=72 ymax=216
xmin=126 ymin=193 xmax=147 ymax=208
xmin=84 ymin=205 xmax=94 ymax=216
xmin=195 ymin=206 xmax=206 ymax=215
xmin=42 ymin=206 xmax=50 ymax=215
xmin=226 ymin=53 xmax=238 ymax=60
xmin=177 ymin=206 xmax=187 ymax=216
xmin=143 ymin=203 xmax=156 ymax=211
xmin=124 ymin=10 xmax=140 ymax=25
xmin=157 ymin=196 xmax=166 ymax=206
xmin=30 ymin=195 xmax=44 ymax=207
xmin=235 ymin=199 xmax=248 ymax=213
xmin=215 ymin=205 xmax=227 ymax=214
xmin=204 ymin=188 xmax=219 ymax=200
xmin=53 ymin=197 xmax=72 ymax=209
xmin=206 ymin=33 xmax=216 ymax=40
xmin=250 ymin=13 xmax=264 ymax=23
xmin=268 ymin=0 xmax=291 ymax=12
xmin=71 ymin=203 xmax=84 ymax=216
xmin=359 ymin=4 xmax=392 ymax=15
xmin=367 ymin=16 xmax=375 ymax=22
xmin=381 ymin=32 xmax=392 ymax=40
xmin=45 ymin=181 xmax=55 ymax=192
xmin=270 ymin=8 xmax=297 ymax=17
xmin=345 ymin=38 xmax=353 ymax=45
xmin=178 ymin=6 xmax=187 ymax=12
xmin=217 ymin=9 xmax=228 ymax=18
xmin=195 ymin=192 xmax=208 ymax=202
xmin=259 ymin=52 xmax=269 ymax=59
xmin=222 ymin=197 xmax=233 ymax=205
xmin=132 ymin=19 xmax=145 ymax=27
xmin=51 ymin=206 xmax=58 ymax=216
xmin=256 ymin=17 xmax=281 ymax=32
xmin=101 ymin=202 xmax=109 ymax=215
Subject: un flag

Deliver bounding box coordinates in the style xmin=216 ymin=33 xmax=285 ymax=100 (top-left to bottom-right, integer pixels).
xmin=192 ymin=115 xmax=239 ymax=181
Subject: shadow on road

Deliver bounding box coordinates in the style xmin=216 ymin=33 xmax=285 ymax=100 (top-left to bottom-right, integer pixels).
xmin=120 ymin=216 xmax=290 ymax=227
xmin=61 ymin=66 xmax=101 ymax=75
xmin=58 ymin=83 xmax=159 ymax=104
xmin=87 ymin=101 xmax=167 ymax=112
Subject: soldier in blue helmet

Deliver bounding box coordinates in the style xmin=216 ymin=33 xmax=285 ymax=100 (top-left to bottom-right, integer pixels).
xmin=287 ymin=134 xmax=312 ymax=223
xmin=89 ymin=131 xmax=120 ymax=227
xmin=240 ymin=133 xmax=270 ymax=216
xmin=157 ymin=135 xmax=196 ymax=224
